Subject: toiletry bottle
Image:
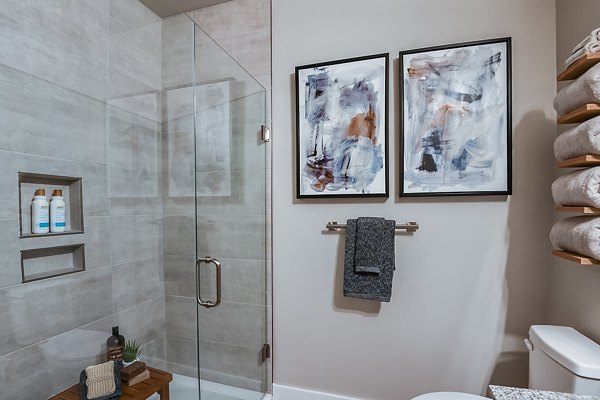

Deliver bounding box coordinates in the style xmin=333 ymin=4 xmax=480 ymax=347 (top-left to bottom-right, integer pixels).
xmin=50 ymin=189 xmax=66 ymax=233
xmin=31 ymin=188 xmax=49 ymax=234
xmin=106 ymin=326 xmax=125 ymax=362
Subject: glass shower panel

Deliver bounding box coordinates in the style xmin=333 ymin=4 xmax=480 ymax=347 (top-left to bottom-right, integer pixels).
xmin=194 ymin=24 xmax=269 ymax=398
xmin=161 ymin=6 xmax=202 ymax=397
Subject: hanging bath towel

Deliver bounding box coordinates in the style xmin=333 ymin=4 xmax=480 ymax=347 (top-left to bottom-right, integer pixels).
xmin=343 ymin=218 xmax=396 ymax=302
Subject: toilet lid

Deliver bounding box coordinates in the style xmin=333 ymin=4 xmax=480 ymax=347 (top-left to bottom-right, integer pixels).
xmin=412 ymin=392 xmax=488 ymax=400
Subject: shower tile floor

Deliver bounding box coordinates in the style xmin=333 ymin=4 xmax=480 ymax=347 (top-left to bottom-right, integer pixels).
xmin=148 ymin=373 xmax=269 ymax=400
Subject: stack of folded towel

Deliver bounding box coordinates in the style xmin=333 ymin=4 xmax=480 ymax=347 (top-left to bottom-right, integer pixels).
xmin=551 ymin=167 xmax=600 ymax=260
xmin=552 ymin=30 xmax=600 ymax=261
xmin=565 ymin=28 xmax=600 ymax=68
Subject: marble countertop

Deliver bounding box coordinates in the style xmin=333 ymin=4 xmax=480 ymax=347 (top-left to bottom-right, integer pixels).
xmin=489 ymin=386 xmax=600 ymax=400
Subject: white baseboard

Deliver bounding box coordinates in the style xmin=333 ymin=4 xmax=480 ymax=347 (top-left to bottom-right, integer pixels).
xmin=272 ymin=384 xmax=363 ymax=400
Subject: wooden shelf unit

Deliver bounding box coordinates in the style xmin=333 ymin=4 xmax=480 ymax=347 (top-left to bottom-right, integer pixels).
xmin=557 ymin=52 xmax=600 ymax=81
xmin=552 ymin=54 xmax=600 ymax=266
xmin=557 ymin=103 xmax=600 ymax=124
xmin=557 ymin=154 xmax=600 ymax=168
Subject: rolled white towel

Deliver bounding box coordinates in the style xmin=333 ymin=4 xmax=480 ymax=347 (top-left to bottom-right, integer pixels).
xmin=550 ymin=216 xmax=600 ymax=260
xmin=554 ymin=115 xmax=600 ymax=160
xmin=572 ymin=28 xmax=600 ymax=55
xmin=565 ymin=41 xmax=600 ymax=68
xmin=552 ymin=167 xmax=600 ymax=207
xmin=554 ymin=62 xmax=600 ymax=116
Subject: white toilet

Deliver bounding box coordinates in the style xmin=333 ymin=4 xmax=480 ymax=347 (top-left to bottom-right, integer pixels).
xmin=412 ymin=325 xmax=600 ymax=400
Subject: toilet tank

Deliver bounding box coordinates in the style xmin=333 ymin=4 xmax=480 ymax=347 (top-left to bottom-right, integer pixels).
xmin=528 ymin=325 xmax=600 ymax=395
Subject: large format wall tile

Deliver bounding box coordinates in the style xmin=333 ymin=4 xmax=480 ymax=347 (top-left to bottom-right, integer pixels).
xmin=0 ymin=0 xmax=110 ymax=100
xmin=108 ymin=106 xmax=161 ymax=201
xmin=161 ymin=15 xmax=194 ymax=89
xmin=0 ymin=150 xmax=109 ymax=221
xmin=167 ymin=334 xmax=265 ymax=391
xmin=190 ymin=0 xmax=270 ymax=80
xmin=109 ymin=0 xmax=162 ymax=100
xmin=165 ymin=295 xmax=196 ymax=339
xmin=197 ymin=301 xmax=266 ymax=349
xmin=165 ymin=333 xmax=197 ymax=372
xmin=116 ymin=297 xmax=167 ymax=362
xmin=163 ymin=255 xmax=196 ymax=297
xmin=197 ymin=337 xmax=266 ymax=392
xmin=166 ymin=255 xmax=266 ymax=305
xmin=229 ymin=123 xmax=268 ymax=172
xmin=197 ymin=214 xmax=266 ymax=260
xmin=79 ymin=216 xmax=112 ymax=270
xmin=108 ymin=91 xmax=161 ymax=125
xmin=196 ymin=169 xmax=266 ymax=217
xmin=0 ymin=317 xmax=114 ymax=400
xmin=112 ymin=256 xmax=164 ymax=312
xmin=110 ymin=214 xmax=162 ymax=265
xmin=163 ymin=215 xmax=195 ymax=256
xmin=0 ymin=218 xmax=21 ymax=289
xmin=166 ymin=295 xmax=266 ymax=349
xmin=162 ymin=129 xmax=194 ymax=202
xmin=162 ymin=86 xmax=194 ymax=131
xmin=0 ymin=268 xmax=113 ymax=357
xmin=0 ymin=65 xmax=107 ymax=165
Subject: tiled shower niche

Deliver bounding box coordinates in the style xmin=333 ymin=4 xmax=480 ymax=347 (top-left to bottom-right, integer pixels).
xmin=18 ymin=172 xmax=84 ymax=238
xmin=21 ymin=244 xmax=85 ymax=283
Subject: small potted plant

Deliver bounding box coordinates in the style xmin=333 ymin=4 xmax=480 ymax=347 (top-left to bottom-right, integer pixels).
xmin=122 ymin=339 xmax=142 ymax=367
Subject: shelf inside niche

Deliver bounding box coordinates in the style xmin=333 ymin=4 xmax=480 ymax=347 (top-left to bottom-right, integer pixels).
xmin=552 ymin=249 xmax=600 ymax=265
xmin=555 ymin=206 xmax=600 ymax=214
xmin=557 ymin=154 xmax=600 ymax=168
xmin=557 ymin=52 xmax=600 ymax=81
xmin=21 ymin=244 xmax=85 ymax=283
xmin=557 ymin=103 xmax=600 ymax=124
xmin=18 ymin=172 xmax=83 ymax=238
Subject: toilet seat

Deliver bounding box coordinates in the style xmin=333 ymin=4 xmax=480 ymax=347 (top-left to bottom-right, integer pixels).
xmin=412 ymin=392 xmax=488 ymax=400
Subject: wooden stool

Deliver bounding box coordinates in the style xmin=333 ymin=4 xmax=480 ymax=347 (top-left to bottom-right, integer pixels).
xmin=49 ymin=367 xmax=173 ymax=400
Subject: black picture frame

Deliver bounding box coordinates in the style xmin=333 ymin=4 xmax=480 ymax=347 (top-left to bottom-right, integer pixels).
xmin=399 ymin=37 xmax=512 ymax=197
xmin=295 ymin=53 xmax=389 ymax=199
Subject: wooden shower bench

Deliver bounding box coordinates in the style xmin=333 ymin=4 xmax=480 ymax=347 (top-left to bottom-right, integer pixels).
xmin=48 ymin=366 xmax=172 ymax=400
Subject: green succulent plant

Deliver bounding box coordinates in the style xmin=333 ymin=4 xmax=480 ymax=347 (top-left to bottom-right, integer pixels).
xmin=123 ymin=339 xmax=142 ymax=363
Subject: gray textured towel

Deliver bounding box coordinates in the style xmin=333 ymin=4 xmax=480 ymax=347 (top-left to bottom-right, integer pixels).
xmin=550 ymin=216 xmax=600 ymax=260
xmin=554 ymin=62 xmax=600 ymax=116
xmin=355 ymin=217 xmax=387 ymax=274
xmin=554 ymin=116 xmax=600 ymax=161
xmin=343 ymin=218 xmax=396 ymax=302
xmin=552 ymin=167 xmax=600 ymax=208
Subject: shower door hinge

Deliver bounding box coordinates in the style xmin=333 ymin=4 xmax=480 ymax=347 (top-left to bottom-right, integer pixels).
xmin=261 ymin=343 xmax=271 ymax=362
xmin=261 ymin=125 xmax=271 ymax=142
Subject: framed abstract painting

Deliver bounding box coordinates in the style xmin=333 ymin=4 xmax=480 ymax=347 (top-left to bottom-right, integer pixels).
xmin=400 ymin=37 xmax=512 ymax=197
xmin=295 ymin=53 xmax=389 ymax=198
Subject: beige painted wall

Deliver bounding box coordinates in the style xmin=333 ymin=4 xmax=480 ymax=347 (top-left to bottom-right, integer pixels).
xmin=272 ymin=1 xmax=557 ymax=399
xmin=547 ymin=0 xmax=600 ymax=342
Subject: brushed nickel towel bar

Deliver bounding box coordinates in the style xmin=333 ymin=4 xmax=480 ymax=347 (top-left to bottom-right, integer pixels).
xmin=326 ymin=221 xmax=419 ymax=233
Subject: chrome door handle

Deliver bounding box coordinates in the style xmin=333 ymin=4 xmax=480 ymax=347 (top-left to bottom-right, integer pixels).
xmin=196 ymin=256 xmax=222 ymax=308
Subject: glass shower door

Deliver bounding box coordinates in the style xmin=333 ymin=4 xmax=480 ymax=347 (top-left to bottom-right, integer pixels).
xmin=193 ymin=25 xmax=269 ymax=399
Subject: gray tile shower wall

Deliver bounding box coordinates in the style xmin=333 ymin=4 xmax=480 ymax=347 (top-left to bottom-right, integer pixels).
xmin=0 ymin=0 xmax=165 ymax=398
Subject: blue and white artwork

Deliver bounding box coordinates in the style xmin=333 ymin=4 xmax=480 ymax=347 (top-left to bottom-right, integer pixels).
xmin=296 ymin=54 xmax=388 ymax=198
xmin=401 ymin=38 xmax=511 ymax=196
